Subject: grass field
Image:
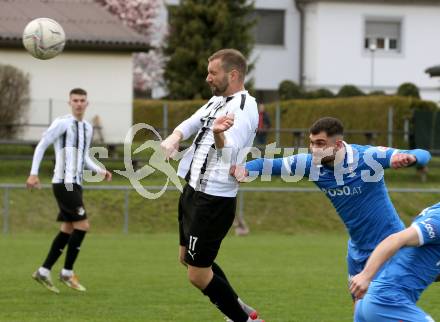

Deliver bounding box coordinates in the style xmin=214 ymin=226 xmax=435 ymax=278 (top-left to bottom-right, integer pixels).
xmin=1 ymin=157 xmax=440 ymax=234
xmin=1 ymin=147 xmax=440 ymax=321
xmin=1 ymin=233 xmax=439 ymax=322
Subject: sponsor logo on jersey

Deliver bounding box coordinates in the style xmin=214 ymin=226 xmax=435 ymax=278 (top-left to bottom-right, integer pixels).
xmin=321 ymin=186 xmax=362 ymax=197
xmin=420 ymin=218 xmax=436 ymax=239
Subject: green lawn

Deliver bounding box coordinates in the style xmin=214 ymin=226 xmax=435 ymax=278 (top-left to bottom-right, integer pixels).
xmin=1 ymin=233 xmax=439 ymax=322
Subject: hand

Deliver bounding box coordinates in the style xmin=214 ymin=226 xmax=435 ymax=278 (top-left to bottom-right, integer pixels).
xmin=229 ymin=164 xmax=249 ymax=183
xmin=349 ymin=273 xmax=370 ymax=300
xmin=160 ymin=132 xmax=181 ymax=159
xmin=26 ymin=175 xmax=41 ymax=190
xmin=103 ymin=170 xmax=112 ymax=182
xmin=391 ymin=153 xmax=416 ymax=169
xmin=213 ymin=113 xmax=234 ymax=134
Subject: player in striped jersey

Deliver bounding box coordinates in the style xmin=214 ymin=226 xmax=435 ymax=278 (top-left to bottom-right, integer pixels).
xmin=27 ymin=88 xmax=111 ymax=293
xmin=161 ymin=49 xmax=262 ymax=322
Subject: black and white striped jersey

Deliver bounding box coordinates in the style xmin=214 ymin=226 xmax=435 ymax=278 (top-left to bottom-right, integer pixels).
xmin=176 ymin=90 xmax=258 ymax=197
xmin=30 ymin=114 xmax=103 ymax=185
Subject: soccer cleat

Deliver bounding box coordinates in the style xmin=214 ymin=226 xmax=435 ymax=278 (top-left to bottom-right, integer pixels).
xmin=32 ymin=270 xmax=60 ymax=294
xmin=224 ymin=299 xmax=259 ymax=322
xmin=238 ymin=298 xmax=259 ymax=319
xmin=59 ymin=273 xmax=86 ymax=292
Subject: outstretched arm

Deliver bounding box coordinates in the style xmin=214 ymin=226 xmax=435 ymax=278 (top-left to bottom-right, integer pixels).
xmin=349 ymin=227 xmax=420 ymax=299
xmin=390 ymin=149 xmax=431 ymax=169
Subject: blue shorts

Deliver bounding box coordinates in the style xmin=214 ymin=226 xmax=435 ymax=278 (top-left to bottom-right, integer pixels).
xmin=355 ymin=294 xmax=435 ymax=322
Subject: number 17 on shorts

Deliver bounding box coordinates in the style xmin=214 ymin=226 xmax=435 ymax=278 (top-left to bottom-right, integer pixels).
xmin=188 ymin=235 xmax=198 ymax=261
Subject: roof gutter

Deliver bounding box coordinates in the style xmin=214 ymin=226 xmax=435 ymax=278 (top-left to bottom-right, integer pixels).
xmin=0 ymin=38 xmax=151 ymax=53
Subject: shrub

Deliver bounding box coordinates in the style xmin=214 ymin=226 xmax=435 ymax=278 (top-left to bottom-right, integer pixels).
xmin=337 ymin=85 xmax=365 ymax=97
xmin=397 ymin=82 xmax=420 ymax=99
xmin=0 ymin=64 xmax=30 ymax=139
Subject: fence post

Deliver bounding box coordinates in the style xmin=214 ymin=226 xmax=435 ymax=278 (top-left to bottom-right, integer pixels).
xmin=49 ymin=98 xmax=53 ymax=124
xmin=275 ymin=103 xmax=281 ymax=146
xmin=237 ymin=190 xmax=245 ymax=223
xmin=123 ymin=189 xmax=129 ymax=234
xmin=163 ymin=103 xmax=169 ymax=138
xmin=404 ymin=118 xmax=409 ymax=144
xmin=3 ymin=188 xmax=9 ymax=234
xmin=388 ymin=106 xmax=394 ymax=147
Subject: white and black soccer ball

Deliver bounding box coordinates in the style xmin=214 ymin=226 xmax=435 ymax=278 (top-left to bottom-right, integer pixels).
xmin=22 ymin=18 xmax=66 ymax=60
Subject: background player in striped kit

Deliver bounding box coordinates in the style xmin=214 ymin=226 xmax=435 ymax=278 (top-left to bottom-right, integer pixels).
xmin=27 ymin=88 xmax=111 ymax=293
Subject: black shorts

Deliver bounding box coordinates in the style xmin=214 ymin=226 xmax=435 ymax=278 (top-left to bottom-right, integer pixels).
xmin=178 ymin=184 xmax=236 ymax=267
xmin=52 ymin=183 xmax=87 ymax=222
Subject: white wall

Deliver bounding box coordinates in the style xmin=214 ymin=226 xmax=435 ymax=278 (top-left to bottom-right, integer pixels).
xmin=304 ymin=2 xmax=440 ymax=101
xmin=0 ymin=49 xmax=133 ymax=142
xmin=251 ymin=0 xmax=301 ymax=90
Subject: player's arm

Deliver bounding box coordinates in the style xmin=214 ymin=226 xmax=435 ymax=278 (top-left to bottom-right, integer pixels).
xmin=390 ymin=148 xmax=431 ymax=169
xmin=27 ymin=119 xmax=66 ymax=189
xmin=84 ymin=134 xmax=112 ymax=181
xmin=212 ymin=113 xmax=234 ymax=149
xmin=230 ymin=154 xmax=310 ymax=182
xmin=349 ymin=227 xmax=420 ymax=299
xmin=161 ymin=101 xmax=211 ymax=158
xmin=84 ymin=155 xmax=112 ymax=181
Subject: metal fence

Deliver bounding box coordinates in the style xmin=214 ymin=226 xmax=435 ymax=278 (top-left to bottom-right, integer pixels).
xmin=2 ymin=183 xmax=440 ymax=234
xmin=0 ymin=100 xmax=401 ymax=146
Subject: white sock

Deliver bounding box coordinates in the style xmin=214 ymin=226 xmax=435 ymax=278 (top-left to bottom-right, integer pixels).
xmin=38 ymin=267 xmax=50 ymax=277
xmin=61 ymin=268 xmax=73 ymax=277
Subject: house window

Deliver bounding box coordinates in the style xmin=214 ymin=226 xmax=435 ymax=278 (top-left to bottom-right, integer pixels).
xmin=252 ymin=9 xmax=285 ymax=46
xmin=364 ymin=20 xmax=401 ymax=52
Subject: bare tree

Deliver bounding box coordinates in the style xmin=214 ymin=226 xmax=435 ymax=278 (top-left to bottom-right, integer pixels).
xmin=0 ymin=64 xmax=30 ymax=139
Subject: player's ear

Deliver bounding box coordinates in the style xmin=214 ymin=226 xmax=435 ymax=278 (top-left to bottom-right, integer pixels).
xmin=335 ymin=139 xmax=344 ymax=150
xmin=230 ymin=69 xmax=239 ymax=82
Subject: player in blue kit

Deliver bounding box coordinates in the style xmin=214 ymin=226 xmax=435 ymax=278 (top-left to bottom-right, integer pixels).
xmin=350 ymin=202 xmax=440 ymax=322
xmin=231 ymin=117 xmax=431 ymax=298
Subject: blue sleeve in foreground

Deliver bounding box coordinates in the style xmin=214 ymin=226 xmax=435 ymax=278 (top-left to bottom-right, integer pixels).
xmin=407 ymin=149 xmax=431 ymax=167
xmin=245 ymin=158 xmax=285 ymax=176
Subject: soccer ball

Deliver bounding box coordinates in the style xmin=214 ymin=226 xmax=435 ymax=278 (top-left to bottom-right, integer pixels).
xmin=22 ymin=18 xmax=66 ymax=60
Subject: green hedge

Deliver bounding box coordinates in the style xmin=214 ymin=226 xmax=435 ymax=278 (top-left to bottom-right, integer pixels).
xmin=133 ymin=99 xmax=205 ymax=141
xmin=133 ymin=96 xmax=437 ymax=148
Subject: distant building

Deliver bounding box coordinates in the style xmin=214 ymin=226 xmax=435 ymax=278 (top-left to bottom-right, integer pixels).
xmin=0 ymin=0 xmax=150 ymax=142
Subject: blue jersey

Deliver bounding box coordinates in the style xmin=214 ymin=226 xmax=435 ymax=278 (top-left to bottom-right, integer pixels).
xmin=368 ymin=202 xmax=440 ymax=304
xmin=246 ymin=143 xmax=431 ymax=250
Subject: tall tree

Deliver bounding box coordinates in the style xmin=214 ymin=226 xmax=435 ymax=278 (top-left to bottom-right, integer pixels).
xmin=164 ymin=0 xmax=255 ymax=99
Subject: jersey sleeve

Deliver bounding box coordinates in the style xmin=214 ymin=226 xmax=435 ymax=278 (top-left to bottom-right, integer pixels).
xmin=30 ymin=118 xmax=67 ymax=175
xmin=84 ymin=127 xmax=104 ymax=173
xmin=223 ymin=99 xmax=258 ymax=151
xmin=175 ymin=99 xmax=214 ymax=140
xmin=364 ymin=146 xmax=431 ymax=169
xmin=397 ymin=148 xmax=431 ymax=167
xmin=246 ymin=153 xmax=311 ymax=177
xmin=412 ymin=213 xmax=440 ymax=246
xmin=363 ymin=146 xmax=399 ymax=169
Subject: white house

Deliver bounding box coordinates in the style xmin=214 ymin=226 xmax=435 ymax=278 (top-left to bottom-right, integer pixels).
xmin=163 ymin=0 xmax=440 ymax=102
xmin=163 ymin=0 xmax=301 ymax=103
xmin=0 ymin=0 xmax=150 ymax=143
xmin=298 ymin=0 xmax=440 ymax=101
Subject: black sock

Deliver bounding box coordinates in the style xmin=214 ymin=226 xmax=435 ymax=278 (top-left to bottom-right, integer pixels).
xmin=202 ymin=274 xmax=248 ymax=322
xmin=64 ymin=229 xmax=86 ymax=270
xmin=212 ymin=262 xmax=238 ymax=299
xmin=42 ymin=231 xmax=71 ymax=270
